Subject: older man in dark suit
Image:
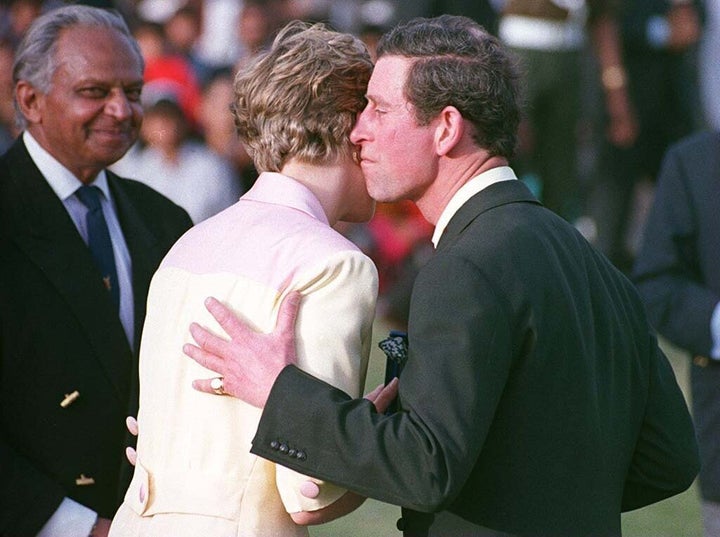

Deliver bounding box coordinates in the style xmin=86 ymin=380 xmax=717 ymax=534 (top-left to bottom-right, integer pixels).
xmin=0 ymin=6 xmax=192 ymax=537
xmin=184 ymin=15 xmax=699 ymax=536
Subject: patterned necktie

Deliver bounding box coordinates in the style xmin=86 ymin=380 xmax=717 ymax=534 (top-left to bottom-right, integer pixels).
xmin=75 ymin=185 xmax=120 ymax=308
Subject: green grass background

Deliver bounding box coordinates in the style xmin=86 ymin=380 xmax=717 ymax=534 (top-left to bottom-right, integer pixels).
xmin=310 ymin=320 xmax=702 ymax=536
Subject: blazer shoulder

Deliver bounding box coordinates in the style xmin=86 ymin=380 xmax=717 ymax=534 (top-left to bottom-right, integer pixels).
xmin=668 ymin=130 xmax=720 ymax=160
xmin=660 ymin=130 xmax=720 ymax=194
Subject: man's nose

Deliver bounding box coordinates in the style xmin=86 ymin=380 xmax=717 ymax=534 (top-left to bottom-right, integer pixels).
xmin=350 ymin=111 xmax=369 ymax=145
xmin=105 ymin=91 xmax=133 ymax=119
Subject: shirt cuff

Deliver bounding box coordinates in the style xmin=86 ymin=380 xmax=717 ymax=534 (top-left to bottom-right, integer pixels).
xmin=36 ymin=497 xmax=96 ymax=537
xmin=710 ymin=302 xmax=720 ymax=360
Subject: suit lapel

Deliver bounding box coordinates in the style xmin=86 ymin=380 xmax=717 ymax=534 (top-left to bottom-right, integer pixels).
xmin=107 ymin=173 xmax=164 ymax=352
xmin=436 ymin=180 xmax=541 ymax=251
xmin=2 ymin=140 xmax=133 ymax=401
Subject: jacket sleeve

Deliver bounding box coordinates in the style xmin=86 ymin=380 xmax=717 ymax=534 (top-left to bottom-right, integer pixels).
xmin=0 ymin=430 xmax=67 ymax=533
xmin=633 ymin=138 xmax=719 ymax=357
xmin=621 ymin=330 xmax=700 ymax=510
xmin=252 ymin=254 xmax=512 ymax=512
xmin=274 ymin=251 xmax=379 ymax=513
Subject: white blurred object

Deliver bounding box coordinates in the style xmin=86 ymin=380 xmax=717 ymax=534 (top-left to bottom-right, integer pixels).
xmin=194 ymin=0 xmax=243 ymax=69
xmin=700 ymin=0 xmax=720 ymax=129
xmin=137 ymin=0 xmax=188 ymax=23
xmin=360 ymin=0 xmax=395 ymax=27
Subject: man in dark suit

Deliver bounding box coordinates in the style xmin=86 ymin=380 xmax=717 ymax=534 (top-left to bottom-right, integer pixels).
xmin=633 ymin=130 xmax=720 ymax=537
xmin=184 ymin=15 xmax=699 ymax=536
xmin=0 ymin=5 xmax=192 ymax=536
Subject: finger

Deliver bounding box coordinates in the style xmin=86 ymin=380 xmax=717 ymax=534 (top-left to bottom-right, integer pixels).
xmin=192 ymin=377 xmax=217 ymax=395
xmin=126 ymin=415 xmax=138 ymax=436
xmin=188 ymin=321 xmax=231 ymax=358
xmin=183 ymin=341 xmax=224 ymax=374
xmin=275 ymin=291 xmax=302 ymax=335
xmin=205 ymin=297 xmax=246 ymax=339
xmin=372 ymin=377 xmax=399 ymax=413
xmin=364 ymin=382 xmax=385 ymax=402
xmin=126 ymin=446 xmax=137 ymax=466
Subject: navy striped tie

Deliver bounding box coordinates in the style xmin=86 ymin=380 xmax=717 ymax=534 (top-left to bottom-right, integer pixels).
xmin=76 ymin=185 xmax=120 ymax=308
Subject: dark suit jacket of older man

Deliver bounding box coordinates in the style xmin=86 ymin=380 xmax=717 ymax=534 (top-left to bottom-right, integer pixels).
xmin=251 ymin=179 xmax=699 ymax=536
xmin=0 ymin=138 xmax=192 ymax=534
xmin=633 ymin=130 xmax=720 ymax=504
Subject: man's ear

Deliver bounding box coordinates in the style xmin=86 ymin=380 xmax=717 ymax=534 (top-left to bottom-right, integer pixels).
xmin=15 ymin=81 xmax=43 ymax=125
xmin=434 ymin=105 xmax=464 ymax=157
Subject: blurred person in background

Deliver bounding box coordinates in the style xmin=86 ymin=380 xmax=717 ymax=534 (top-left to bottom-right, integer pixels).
xmin=429 ymin=0 xmax=499 ymax=35
xmin=192 ymin=0 xmax=242 ymax=72
xmin=366 ymin=201 xmax=433 ymax=330
xmin=0 ymin=39 xmax=19 ymax=151
xmin=163 ymin=4 xmax=214 ymax=87
xmin=0 ymin=6 xmax=191 ymax=536
xmin=589 ymin=0 xmax=704 ymax=272
xmin=132 ymin=19 xmax=202 ymax=130
xmin=111 ymin=97 xmax=242 ymax=224
xmin=197 ymin=68 xmax=257 ymax=191
xmin=633 ymin=129 xmax=720 ymax=537
xmin=0 ymin=0 xmax=43 ymax=48
xmin=498 ymin=0 xmax=637 ymax=224
xmin=233 ymin=0 xmax=281 ymax=73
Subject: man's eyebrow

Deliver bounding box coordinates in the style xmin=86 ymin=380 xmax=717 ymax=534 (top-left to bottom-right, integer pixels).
xmin=366 ymin=94 xmax=391 ymax=107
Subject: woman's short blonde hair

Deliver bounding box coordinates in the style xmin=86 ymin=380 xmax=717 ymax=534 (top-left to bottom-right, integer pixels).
xmin=232 ymin=20 xmax=373 ymax=172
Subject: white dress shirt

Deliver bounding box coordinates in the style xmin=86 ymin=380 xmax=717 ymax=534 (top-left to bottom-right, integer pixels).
xmin=432 ymin=166 xmax=518 ymax=247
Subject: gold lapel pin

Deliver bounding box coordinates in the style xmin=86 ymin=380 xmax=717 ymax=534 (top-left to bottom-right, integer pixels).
xmin=75 ymin=474 xmax=95 ymax=486
xmin=60 ymin=390 xmax=80 ymax=408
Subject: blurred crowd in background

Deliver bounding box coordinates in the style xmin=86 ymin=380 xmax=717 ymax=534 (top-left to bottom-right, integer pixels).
xmin=1 ymin=0 xmax=719 ymax=330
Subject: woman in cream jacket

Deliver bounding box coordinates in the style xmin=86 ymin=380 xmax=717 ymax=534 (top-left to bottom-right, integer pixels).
xmin=110 ymin=21 xmax=377 ymax=536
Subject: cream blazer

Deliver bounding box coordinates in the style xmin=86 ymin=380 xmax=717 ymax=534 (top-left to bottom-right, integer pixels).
xmin=110 ymin=173 xmax=378 ymax=537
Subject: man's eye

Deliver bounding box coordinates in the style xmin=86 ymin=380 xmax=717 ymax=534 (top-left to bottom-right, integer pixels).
xmin=80 ymin=87 xmax=107 ymax=98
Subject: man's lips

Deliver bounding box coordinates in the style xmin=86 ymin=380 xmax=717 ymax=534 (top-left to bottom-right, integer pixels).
xmin=91 ymin=127 xmax=135 ymax=145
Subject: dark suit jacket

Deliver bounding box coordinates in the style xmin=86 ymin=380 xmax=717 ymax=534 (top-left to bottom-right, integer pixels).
xmin=0 ymin=138 xmax=192 ymax=534
xmin=251 ymin=179 xmax=699 ymax=536
xmin=633 ymin=130 xmax=720 ymax=502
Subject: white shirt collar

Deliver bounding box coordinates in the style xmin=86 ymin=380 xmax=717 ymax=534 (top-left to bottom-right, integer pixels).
xmin=432 ymin=166 xmax=517 ymax=247
xmin=23 ymin=131 xmax=110 ymax=201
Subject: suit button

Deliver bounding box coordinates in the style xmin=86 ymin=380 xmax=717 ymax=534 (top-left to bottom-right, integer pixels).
xmin=694 ymin=355 xmax=710 ymax=368
xmin=296 ymin=450 xmax=307 ymax=461
xmin=288 ymin=448 xmax=297 ymax=457
xmin=270 ymin=440 xmax=280 ymax=450
xmin=279 ymin=443 xmax=289 ymax=454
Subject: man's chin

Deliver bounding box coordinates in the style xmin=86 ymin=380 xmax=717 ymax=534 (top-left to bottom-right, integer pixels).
xmin=367 ymin=190 xmax=398 ymax=204
xmin=96 ymin=141 xmax=135 ymax=165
